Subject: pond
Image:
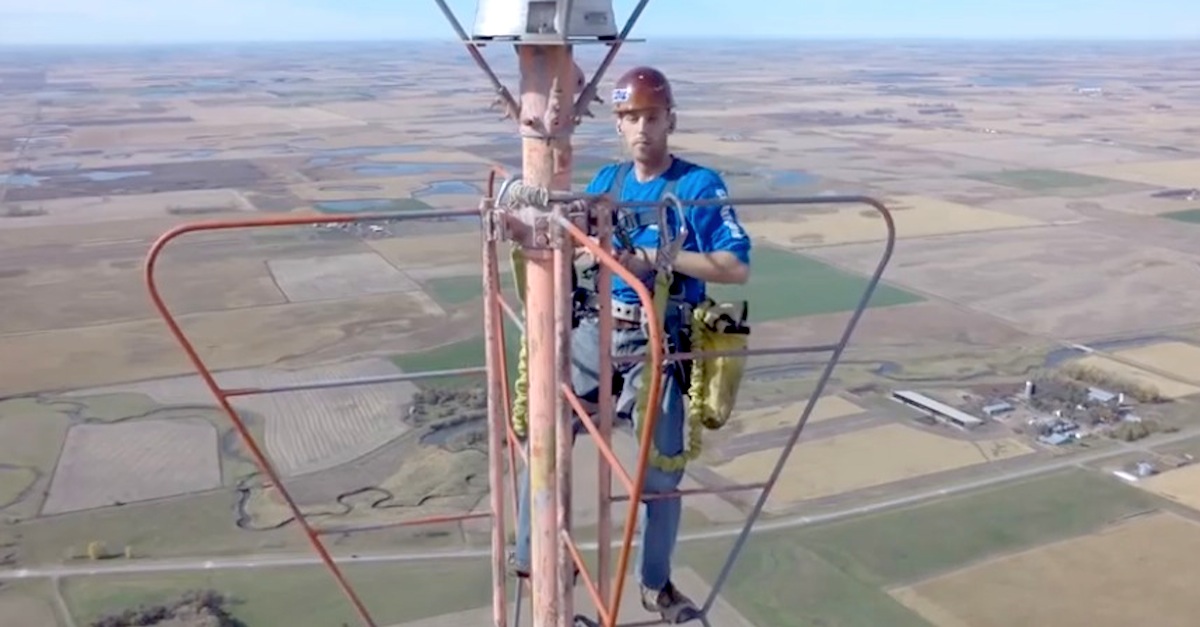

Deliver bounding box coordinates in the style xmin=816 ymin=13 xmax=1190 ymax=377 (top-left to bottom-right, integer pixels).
xmin=2 ymin=173 xmax=46 ymax=187
xmin=170 ymin=149 xmax=219 ymax=159
xmin=315 ymin=199 xmax=424 ymax=214
xmin=768 ymin=170 xmax=818 ymax=187
xmin=79 ymin=170 xmax=152 ymax=182
xmin=305 ymin=145 xmax=426 ymax=168
xmin=413 ymin=180 xmax=478 ymax=197
xmin=351 ymin=163 xmax=459 ymax=176
xmin=31 ymin=162 xmax=80 ymax=173
xmin=970 ymin=74 xmax=1037 ymax=87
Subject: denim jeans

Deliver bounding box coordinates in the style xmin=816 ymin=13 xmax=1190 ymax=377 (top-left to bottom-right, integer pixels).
xmin=513 ymin=308 xmax=689 ymax=591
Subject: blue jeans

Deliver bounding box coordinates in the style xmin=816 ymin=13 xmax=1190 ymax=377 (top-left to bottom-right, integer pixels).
xmin=514 ymin=309 xmax=688 ymax=591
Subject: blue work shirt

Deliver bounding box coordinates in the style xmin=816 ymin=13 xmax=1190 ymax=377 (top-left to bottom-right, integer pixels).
xmin=586 ymin=156 xmax=752 ymax=306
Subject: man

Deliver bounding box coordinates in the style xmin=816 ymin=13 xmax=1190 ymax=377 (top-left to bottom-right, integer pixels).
xmin=512 ymin=65 xmax=752 ymax=623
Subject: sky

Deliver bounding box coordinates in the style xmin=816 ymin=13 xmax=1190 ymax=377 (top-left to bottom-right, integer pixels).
xmin=0 ymin=0 xmax=1196 ymax=46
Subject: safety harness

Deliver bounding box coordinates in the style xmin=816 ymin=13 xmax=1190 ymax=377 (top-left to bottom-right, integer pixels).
xmin=508 ymin=163 xmax=751 ymax=472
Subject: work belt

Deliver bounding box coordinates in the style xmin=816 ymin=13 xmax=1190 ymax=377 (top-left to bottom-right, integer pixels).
xmin=579 ymin=294 xmax=692 ymax=328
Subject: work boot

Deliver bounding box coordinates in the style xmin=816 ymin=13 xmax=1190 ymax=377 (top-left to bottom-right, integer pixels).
xmin=640 ymin=580 xmax=701 ymax=624
xmin=506 ymin=552 xmax=580 ymax=584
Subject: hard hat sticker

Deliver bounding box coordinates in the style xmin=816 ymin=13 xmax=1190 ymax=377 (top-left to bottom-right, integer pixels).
xmin=612 ymin=87 xmax=631 ymax=103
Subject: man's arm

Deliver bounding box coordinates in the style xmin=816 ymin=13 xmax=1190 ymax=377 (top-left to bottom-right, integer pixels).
xmin=648 ymin=173 xmax=750 ymax=285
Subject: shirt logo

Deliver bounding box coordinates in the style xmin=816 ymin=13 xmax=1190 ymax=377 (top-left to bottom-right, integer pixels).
xmin=714 ymin=187 xmax=745 ymax=239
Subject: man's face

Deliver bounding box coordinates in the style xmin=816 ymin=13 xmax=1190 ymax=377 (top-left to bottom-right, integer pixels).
xmin=617 ymin=107 xmax=672 ymax=162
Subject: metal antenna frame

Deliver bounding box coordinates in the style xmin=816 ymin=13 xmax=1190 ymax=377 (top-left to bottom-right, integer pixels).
xmin=140 ymin=3 xmax=899 ymax=626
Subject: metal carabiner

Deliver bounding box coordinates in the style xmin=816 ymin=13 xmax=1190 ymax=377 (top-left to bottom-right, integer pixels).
xmin=656 ymin=192 xmax=689 ymax=271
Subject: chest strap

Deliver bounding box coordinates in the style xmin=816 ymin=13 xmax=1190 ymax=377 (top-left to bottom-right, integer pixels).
xmin=606 ymin=161 xmax=681 ymax=237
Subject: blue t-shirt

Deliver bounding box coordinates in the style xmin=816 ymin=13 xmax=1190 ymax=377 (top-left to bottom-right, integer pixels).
xmin=586 ymin=156 xmax=751 ymax=305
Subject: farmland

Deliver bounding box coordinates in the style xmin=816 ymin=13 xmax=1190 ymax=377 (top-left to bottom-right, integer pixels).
xmin=685 ymin=470 xmax=1165 ymax=626
xmin=3 ymin=35 xmax=1200 ymax=627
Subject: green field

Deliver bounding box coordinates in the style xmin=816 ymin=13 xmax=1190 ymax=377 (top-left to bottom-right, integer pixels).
xmin=313 ymin=197 xmax=434 ymax=214
xmin=684 ymin=469 xmax=1160 ymax=626
xmin=45 ymin=469 xmax=1167 ymax=626
xmin=709 ymin=245 xmax=923 ymax=322
xmin=62 ymin=560 xmax=493 ymax=627
xmin=390 ymin=320 xmax=522 ymax=388
xmin=424 ymin=273 xmax=516 ymax=308
xmin=964 ymin=168 xmax=1117 ymax=191
xmin=1160 ymin=208 xmax=1200 ymax=223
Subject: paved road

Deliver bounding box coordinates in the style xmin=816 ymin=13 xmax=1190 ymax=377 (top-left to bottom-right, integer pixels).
xmin=3 ymin=426 xmax=1196 ymax=581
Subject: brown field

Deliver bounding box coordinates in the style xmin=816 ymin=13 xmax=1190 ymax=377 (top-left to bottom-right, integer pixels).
xmin=266 ymin=252 xmax=428 ymax=305
xmin=0 ymin=252 xmax=289 ymax=334
xmin=69 ymin=358 xmax=419 ymax=477
xmin=288 ymin=176 xmax=452 ymax=202
xmin=1070 ymin=355 xmax=1200 ymax=399
xmin=750 ymin=299 xmax=1041 ymax=352
xmin=1062 ymin=189 xmax=1195 ymax=217
xmin=0 ymin=582 xmax=60 ymax=627
xmin=810 ymin=224 xmax=1200 ymax=338
xmin=1137 ymin=463 xmax=1200 ymax=512
xmin=733 ymin=395 xmax=866 ymax=435
xmin=1107 ymin=341 xmax=1200 ymax=385
xmin=0 ymin=291 xmax=440 ymax=396
xmin=912 ymin=136 xmax=1157 ymax=169
xmin=179 ymin=104 xmax=367 ymax=128
xmin=1070 ymin=158 xmax=1200 ymax=188
xmin=41 ymin=419 xmax=221 ymax=515
xmin=0 ymin=188 xmax=253 ymax=227
xmin=711 ymin=423 xmax=1033 ymax=511
xmin=366 ymin=232 xmax=490 ymax=269
xmin=747 ymin=195 xmax=1041 ymax=249
xmin=890 ymin=512 xmax=1200 ymax=627
xmin=0 ymin=215 xmax=191 ymax=248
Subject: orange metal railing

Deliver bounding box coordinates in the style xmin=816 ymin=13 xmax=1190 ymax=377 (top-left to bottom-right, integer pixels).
xmin=142 ymin=171 xmax=518 ymax=627
xmin=144 ymin=165 xmax=896 ymax=627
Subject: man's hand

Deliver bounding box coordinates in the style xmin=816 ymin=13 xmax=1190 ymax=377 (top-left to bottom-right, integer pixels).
xmin=574 ymin=240 xmax=659 ymax=280
xmin=616 ymin=247 xmax=657 ymax=278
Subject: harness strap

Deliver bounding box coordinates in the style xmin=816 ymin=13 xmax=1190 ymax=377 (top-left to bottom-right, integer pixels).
xmin=607 ymin=162 xmax=681 ymax=236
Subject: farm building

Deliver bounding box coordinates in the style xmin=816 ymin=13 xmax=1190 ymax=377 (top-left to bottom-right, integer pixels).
xmin=1039 ymin=432 xmax=1075 ymax=446
xmin=891 ymin=390 xmax=985 ymax=430
xmin=1088 ymin=387 xmax=1118 ymax=403
xmin=982 ymin=401 xmax=1014 ymax=417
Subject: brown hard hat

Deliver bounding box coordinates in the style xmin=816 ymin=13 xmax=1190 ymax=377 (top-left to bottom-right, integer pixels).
xmin=611 ymin=66 xmax=674 ymax=113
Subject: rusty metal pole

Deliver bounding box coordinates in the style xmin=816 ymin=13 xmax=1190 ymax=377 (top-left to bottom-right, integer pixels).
xmin=482 ymin=203 xmax=509 ymax=627
xmin=553 ymin=212 xmax=576 ymax=627
xmin=594 ymin=206 xmax=615 ymax=612
xmin=518 ymin=42 xmax=578 ymax=627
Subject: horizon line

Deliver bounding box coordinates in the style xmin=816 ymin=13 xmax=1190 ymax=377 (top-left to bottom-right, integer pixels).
xmin=2 ymin=35 xmax=1198 ymax=49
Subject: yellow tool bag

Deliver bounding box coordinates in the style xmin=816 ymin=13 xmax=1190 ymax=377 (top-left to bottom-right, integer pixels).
xmin=687 ymin=298 xmax=751 ymax=431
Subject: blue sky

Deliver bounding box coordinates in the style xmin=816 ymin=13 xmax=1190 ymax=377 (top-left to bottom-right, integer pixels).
xmin=0 ymin=0 xmax=1196 ymax=45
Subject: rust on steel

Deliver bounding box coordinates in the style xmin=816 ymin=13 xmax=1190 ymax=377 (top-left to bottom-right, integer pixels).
xmin=482 ymin=175 xmax=509 ymax=627
xmin=557 ymin=217 xmax=668 ymax=627
xmin=593 ymin=204 xmax=616 ymax=610
xmin=516 ymin=42 xmax=580 ymax=627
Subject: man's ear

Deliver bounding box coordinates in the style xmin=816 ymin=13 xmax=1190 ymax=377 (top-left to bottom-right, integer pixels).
xmin=668 ymin=111 xmax=677 ymax=134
